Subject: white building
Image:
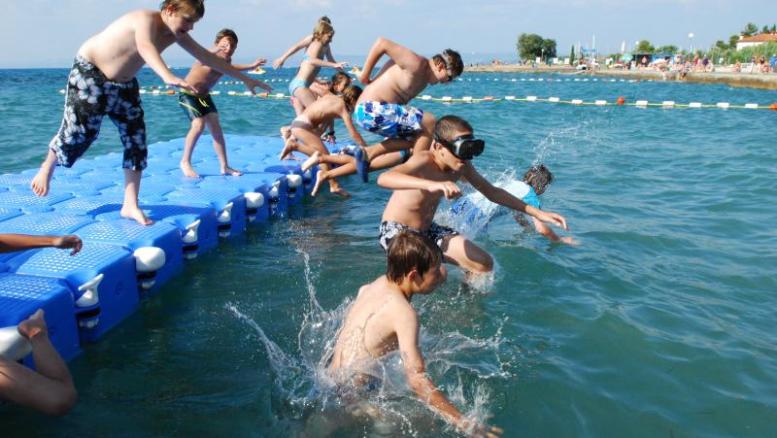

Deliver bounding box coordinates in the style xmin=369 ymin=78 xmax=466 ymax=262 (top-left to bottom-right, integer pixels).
xmin=736 ymin=33 xmax=777 ymax=50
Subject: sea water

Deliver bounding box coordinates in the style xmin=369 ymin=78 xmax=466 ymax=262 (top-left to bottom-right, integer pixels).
xmin=0 ymin=67 xmax=776 ymax=437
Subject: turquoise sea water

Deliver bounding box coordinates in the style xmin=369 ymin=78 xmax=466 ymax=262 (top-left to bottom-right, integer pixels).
xmin=1 ymin=67 xmax=776 ymax=437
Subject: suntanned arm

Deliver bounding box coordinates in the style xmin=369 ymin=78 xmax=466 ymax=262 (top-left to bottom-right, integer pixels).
xmin=462 ymin=163 xmax=568 ymax=230
xmin=134 ymin=15 xmax=194 ymax=93
xmin=273 ymin=35 xmax=313 ymax=69
xmin=232 ymin=58 xmax=267 ymax=71
xmin=340 ymin=105 xmax=367 ymax=147
xmin=376 ymin=156 xmax=462 ymax=199
xmin=359 ymin=37 xmax=425 ymax=85
xmin=176 ymin=34 xmax=272 ymax=93
xmin=325 ymin=45 xmax=336 ymax=63
xmin=303 ymin=41 xmax=347 ymax=69
xmin=0 ymin=234 xmax=82 ymax=255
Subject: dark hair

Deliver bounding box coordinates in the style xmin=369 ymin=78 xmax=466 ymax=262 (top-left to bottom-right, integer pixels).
xmin=319 ymin=16 xmax=332 ymax=25
xmin=215 ymin=29 xmax=238 ymax=45
xmin=330 ymin=71 xmax=351 ymax=93
xmin=386 ymin=232 xmax=442 ymax=283
xmin=432 ymin=49 xmax=464 ymax=78
xmin=523 ymin=164 xmax=554 ymax=194
xmin=341 ymin=85 xmax=362 ymax=113
xmin=160 ymin=0 xmax=205 ymax=18
xmin=434 ymin=115 xmax=472 ymax=143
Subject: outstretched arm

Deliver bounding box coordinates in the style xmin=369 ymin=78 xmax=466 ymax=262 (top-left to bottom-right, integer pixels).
xmin=0 ymin=234 xmax=82 ymax=255
xmin=304 ymin=41 xmax=347 ymax=69
xmin=273 ymin=35 xmax=313 ymax=69
xmin=359 ymin=37 xmax=425 ymax=85
xmin=376 ymin=156 xmax=462 ymax=199
xmin=462 ymin=163 xmax=568 ymax=230
xmin=529 ymin=217 xmax=578 ymax=245
xmin=177 ymin=34 xmax=271 ymax=92
xmin=340 ymin=106 xmax=367 ymax=147
xmin=232 ymin=58 xmax=267 ymax=71
xmin=135 ymin=16 xmax=194 ymax=92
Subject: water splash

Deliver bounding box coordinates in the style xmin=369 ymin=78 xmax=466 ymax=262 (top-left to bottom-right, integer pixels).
xmin=227 ymin=249 xmax=511 ymax=435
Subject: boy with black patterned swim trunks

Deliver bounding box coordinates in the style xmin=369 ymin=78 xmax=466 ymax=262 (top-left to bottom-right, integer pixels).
xmin=31 ymin=0 xmax=269 ymax=225
xmin=319 ymin=38 xmax=463 ymax=183
xmin=178 ymin=29 xmax=269 ymax=178
xmin=377 ymin=115 xmax=570 ymax=276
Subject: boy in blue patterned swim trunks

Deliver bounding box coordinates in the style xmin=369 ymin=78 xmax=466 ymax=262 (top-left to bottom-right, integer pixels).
xmin=322 ymin=38 xmax=463 ymax=183
xmin=31 ymin=0 xmax=268 ymax=225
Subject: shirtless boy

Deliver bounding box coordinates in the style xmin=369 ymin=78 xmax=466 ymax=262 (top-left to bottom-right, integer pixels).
xmin=31 ymin=0 xmax=268 ymax=225
xmin=320 ymin=38 xmax=463 ymax=182
xmin=278 ymin=85 xmax=366 ymax=197
xmin=329 ymin=231 xmax=502 ymax=437
xmin=178 ymin=28 xmax=270 ymax=178
xmin=377 ymin=115 xmax=569 ymax=275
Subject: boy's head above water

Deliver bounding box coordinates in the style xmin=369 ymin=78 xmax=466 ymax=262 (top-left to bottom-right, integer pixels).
xmin=160 ymin=0 xmax=205 ymax=34
xmin=386 ymin=232 xmax=446 ymax=294
xmin=431 ymin=115 xmax=485 ymax=169
xmin=523 ymin=164 xmax=554 ymax=195
xmin=432 ymin=49 xmax=464 ymax=83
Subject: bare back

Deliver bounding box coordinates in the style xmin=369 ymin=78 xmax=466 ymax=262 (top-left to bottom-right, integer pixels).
xmin=184 ymin=49 xmax=230 ymax=95
xmin=78 ymin=10 xmax=177 ymax=82
xmin=299 ymin=94 xmax=343 ymax=127
xmin=358 ymin=62 xmax=431 ymax=104
xmin=382 ymin=152 xmax=462 ymax=229
xmin=329 ymin=277 xmax=414 ymax=372
xmin=294 ymin=41 xmax=328 ymax=83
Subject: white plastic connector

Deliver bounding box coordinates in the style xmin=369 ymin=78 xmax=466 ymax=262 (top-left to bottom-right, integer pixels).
xmin=182 ymin=219 xmax=201 ymax=244
xmin=76 ymin=274 xmax=104 ymax=307
xmin=244 ymin=192 xmax=265 ymax=209
xmin=134 ymin=247 xmax=166 ymax=273
xmin=218 ymin=202 xmax=234 ymax=224
xmin=286 ymin=174 xmax=303 ymax=189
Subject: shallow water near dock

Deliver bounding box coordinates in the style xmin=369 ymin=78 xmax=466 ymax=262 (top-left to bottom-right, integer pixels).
xmin=1 ymin=67 xmax=776 ymax=437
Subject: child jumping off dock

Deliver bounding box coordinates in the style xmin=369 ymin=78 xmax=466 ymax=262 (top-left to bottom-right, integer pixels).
xmin=178 ymin=28 xmax=270 ymax=178
xmin=31 ymin=0 xmax=268 ymax=225
xmin=377 ymin=115 xmax=569 ymax=275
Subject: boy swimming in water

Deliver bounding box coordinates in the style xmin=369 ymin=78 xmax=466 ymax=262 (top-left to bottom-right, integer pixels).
xmin=278 ymin=85 xmax=367 ymax=197
xmin=31 ymin=0 xmax=268 ymax=225
xmin=322 ymin=38 xmax=464 ymax=183
xmin=329 ymin=231 xmax=502 ymax=437
xmin=178 ymin=28 xmax=270 ymax=178
xmin=377 ymin=115 xmax=569 ymax=275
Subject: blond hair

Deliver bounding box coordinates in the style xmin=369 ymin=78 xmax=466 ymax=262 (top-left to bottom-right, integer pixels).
xmin=312 ymin=20 xmax=334 ymax=42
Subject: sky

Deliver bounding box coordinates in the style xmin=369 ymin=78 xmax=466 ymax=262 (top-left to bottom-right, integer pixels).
xmin=1 ymin=0 xmax=776 ymax=68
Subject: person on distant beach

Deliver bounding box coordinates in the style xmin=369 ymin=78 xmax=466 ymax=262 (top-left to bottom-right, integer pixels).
xmin=278 ymin=85 xmax=367 ymax=197
xmin=272 ymin=17 xmax=348 ymax=116
xmin=178 ymin=28 xmax=270 ymax=178
xmin=31 ymin=0 xmax=269 ymax=226
xmin=376 ymin=115 xmax=568 ymax=275
xmin=314 ymin=38 xmax=464 ymax=183
xmin=328 ymin=231 xmax=503 ymax=437
xmin=0 ymin=310 xmax=78 ymax=416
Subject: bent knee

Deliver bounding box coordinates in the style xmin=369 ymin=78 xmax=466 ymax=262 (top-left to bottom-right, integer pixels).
xmin=470 ymin=256 xmax=494 ymax=274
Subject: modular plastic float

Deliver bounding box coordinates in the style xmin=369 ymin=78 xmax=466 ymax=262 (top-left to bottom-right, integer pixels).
xmin=0 ymin=135 xmax=316 ymax=365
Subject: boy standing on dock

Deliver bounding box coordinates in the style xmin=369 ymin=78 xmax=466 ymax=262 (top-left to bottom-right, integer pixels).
xmin=178 ymin=29 xmax=270 ymax=178
xmin=31 ymin=0 xmax=268 ymax=225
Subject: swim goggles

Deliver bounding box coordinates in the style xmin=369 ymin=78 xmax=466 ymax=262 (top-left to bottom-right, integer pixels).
xmin=434 ymin=134 xmax=485 ymax=160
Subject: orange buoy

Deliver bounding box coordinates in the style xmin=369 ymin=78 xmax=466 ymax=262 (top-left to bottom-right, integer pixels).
xmin=770 ymin=103 xmax=777 ymax=111
xmin=258 ymin=92 xmax=269 ymax=98
xmin=483 ymin=96 xmax=495 ymax=101
xmin=165 ymin=89 xmax=175 ymax=95
xmin=616 ymin=96 xmax=626 ymax=106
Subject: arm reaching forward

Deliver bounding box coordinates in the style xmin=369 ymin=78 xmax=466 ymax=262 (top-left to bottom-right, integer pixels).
xmin=359 ymin=37 xmax=425 ymax=85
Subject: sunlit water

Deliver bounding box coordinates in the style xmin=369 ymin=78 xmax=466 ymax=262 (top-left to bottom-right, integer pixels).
xmin=1 ymin=67 xmax=776 ymax=437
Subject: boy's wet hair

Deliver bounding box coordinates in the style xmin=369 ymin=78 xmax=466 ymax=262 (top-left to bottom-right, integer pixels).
xmin=386 ymin=232 xmax=442 ymax=283
xmin=432 ymin=49 xmax=464 ymax=78
xmin=523 ymin=164 xmax=554 ymax=194
xmin=434 ymin=115 xmax=472 ymax=143
xmin=215 ymin=29 xmax=238 ymax=45
xmin=330 ymin=72 xmax=351 ymax=93
xmin=160 ymin=0 xmax=205 ymax=19
xmin=341 ymin=85 xmax=362 ymax=113
xmin=313 ymin=20 xmax=334 ymax=41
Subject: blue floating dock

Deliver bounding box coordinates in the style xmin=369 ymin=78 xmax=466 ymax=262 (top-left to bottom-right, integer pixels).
xmin=0 ymin=135 xmax=320 ymax=363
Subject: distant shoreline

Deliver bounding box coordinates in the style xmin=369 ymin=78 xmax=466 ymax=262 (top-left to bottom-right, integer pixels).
xmin=464 ymin=64 xmax=777 ymax=91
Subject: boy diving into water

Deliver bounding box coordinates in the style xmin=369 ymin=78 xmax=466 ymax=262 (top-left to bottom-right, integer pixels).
xmin=329 ymin=231 xmax=502 ymax=437
xmin=377 ymin=115 xmax=569 ymax=275
xmin=31 ymin=0 xmax=269 ymax=225
xmin=178 ymin=28 xmax=270 ymax=178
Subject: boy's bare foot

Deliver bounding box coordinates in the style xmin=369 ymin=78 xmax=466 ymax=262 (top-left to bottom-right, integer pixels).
xmin=301 ymin=151 xmax=320 ymax=172
xmin=18 ymin=309 xmax=47 ymax=340
xmin=180 ymin=162 xmax=200 ymax=178
xmin=279 ymin=138 xmax=296 ymax=160
xmin=311 ymin=170 xmax=327 ymax=197
xmin=329 ymin=185 xmax=350 ymax=198
xmin=221 ymin=166 xmax=243 ymax=176
xmin=121 ymin=205 xmax=154 ymax=226
xmin=31 ymin=162 xmax=55 ymax=197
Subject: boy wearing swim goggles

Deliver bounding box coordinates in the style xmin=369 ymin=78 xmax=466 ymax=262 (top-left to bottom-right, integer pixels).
xmin=377 ymin=115 xmax=569 ymax=275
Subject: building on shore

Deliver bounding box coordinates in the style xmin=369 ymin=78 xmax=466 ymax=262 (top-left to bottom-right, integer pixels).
xmin=736 ymin=32 xmax=777 ymax=50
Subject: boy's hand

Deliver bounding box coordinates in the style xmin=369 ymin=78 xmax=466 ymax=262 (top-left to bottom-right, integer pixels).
xmin=53 ymin=235 xmax=82 ymax=255
xmin=537 ymin=210 xmax=568 ymax=230
xmin=272 ymin=58 xmax=284 ymax=69
xmin=332 ymin=61 xmax=349 ymax=70
xmin=253 ymin=58 xmax=267 ymax=68
xmin=245 ymin=78 xmax=272 ymax=93
xmin=166 ymin=76 xmax=199 ymax=94
xmin=431 ymin=181 xmax=461 ymax=199
xmin=458 ymin=418 xmax=503 ymax=438
xmin=560 ymin=236 xmax=579 ymax=246
xmin=359 ymin=71 xmax=371 ymax=85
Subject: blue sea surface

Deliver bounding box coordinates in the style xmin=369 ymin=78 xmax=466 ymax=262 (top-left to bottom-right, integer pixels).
xmin=1 ymin=66 xmax=776 ymax=437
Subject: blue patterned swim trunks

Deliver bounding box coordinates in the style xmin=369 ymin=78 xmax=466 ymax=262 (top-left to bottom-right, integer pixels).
xmin=353 ymin=101 xmax=424 ymax=140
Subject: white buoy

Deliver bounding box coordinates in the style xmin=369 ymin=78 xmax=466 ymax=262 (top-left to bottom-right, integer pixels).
xmin=152 ymin=89 xmax=161 ymax=95
xmin=526 ymin=96 xmax=538 ymax=102
xmin=275 ymin=93 xmax=284 ymax=98
xmin=688 ymin=102 xmax=703 ymax=108
xmin=595 ymin=100 xmax=607 ymax=106
xmin=421 ymin=95 xmax=432 ymax=100
xmin=76 ymin=274 xmax=104 ymax=307
xmin=441 ymin=96 xmax=453 ymax=102
xmin=505 ymin=96 xmax=516 ymax=101
xmin=227 ymin=91 xmax=237 ymax=95
xmin=744 ymin=103 xmax=759 ymax=109
xmin=462 ymin=96 xmax=473 ymax=102
xmin=716 ymin=102 xmax=730 ymax=109
xmin=211 ymin=91 xmax=220 ymax=96
xmin=662 ymin=101 xmax=675 ymax=108
xmin=549 ymin=97 xmax=560 ymax=103
xmin=636 ymin=100 xmax=648 ymax=107
xmin=571 ymin=99 xmax=583 ymax=105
